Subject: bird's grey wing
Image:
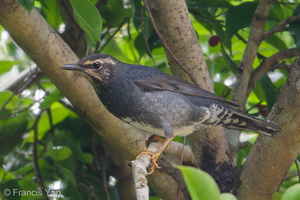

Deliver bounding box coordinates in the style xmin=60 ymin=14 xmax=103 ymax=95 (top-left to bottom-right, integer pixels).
xmin=134 ymin=75 xmax=240 ymax=108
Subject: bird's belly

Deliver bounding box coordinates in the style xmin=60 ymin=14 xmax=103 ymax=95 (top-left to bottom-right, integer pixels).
xmin=122 ymin=117 xmax=207 ymax=137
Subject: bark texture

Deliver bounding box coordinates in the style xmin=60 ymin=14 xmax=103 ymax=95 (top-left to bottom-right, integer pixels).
xmin=0 ymin=0 xmax=188 ymax=199
xmin=236 ymin=58 xmax=300 ymax=199
xmin=146 ymin=0 xmax=236 ymax=192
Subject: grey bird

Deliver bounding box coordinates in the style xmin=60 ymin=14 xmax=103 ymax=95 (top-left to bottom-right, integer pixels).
xmin=62 ymin=54 xmax=280 ymax=172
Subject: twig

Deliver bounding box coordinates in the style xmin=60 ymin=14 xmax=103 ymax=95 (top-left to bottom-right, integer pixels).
xmin=144 ymin=0 xmax=199 ymax=86
xmin=263 ymin=14 xmax=300 ymax=39
xmin=141 ymin=6 xmax=156 ymax=67
xmin=295 ymin=159 xmax=300 ymax=183
xmin=248 ymin=48 xmax=300 ymax=95
xmin=99 ymin=18 xmax=129 ymax=53
xmin=32 ymin=110 xmax=49 ymax=199
xmin=102 ymin=162 xmax=111 ymax=200
xmin=128 ymin=140 xmax=162 ymax=200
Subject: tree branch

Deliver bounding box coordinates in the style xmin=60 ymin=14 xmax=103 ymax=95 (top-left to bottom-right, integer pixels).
xmin=236 ymin=58 xmax=300 ymax=200
xmin=248 ymin=48 xmax=300 ymax=95
xmin=232 ymin=0 xmax=272 ymax=107
xmin=145 ymin=0 xmax=236 ymax=193
xmin=263 ymin=14 xmax=300 ymax=39
xmin=229 ymin=0 xmax=273 ymax=165
xmin=0 ymin=1 xmax=187 ymax=199
xmin=144 ymin=0 xmax=199 ymax=86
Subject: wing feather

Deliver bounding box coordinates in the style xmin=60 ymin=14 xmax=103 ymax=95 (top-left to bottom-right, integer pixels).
xmin=134 ymin=75 xmax=240 ymax=108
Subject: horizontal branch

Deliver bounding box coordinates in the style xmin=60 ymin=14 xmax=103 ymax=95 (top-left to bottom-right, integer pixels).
xmin=263 ymin=14 xmax=300 ymax=39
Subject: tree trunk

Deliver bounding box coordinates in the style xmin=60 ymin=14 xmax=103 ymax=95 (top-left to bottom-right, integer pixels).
xmin=146 ymin=0 xmax=236 ymax=192
xmin=235 ymin=58 xmax=300 ymax=199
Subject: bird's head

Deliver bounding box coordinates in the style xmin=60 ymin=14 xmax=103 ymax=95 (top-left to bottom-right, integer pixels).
xmin=61 ymin=54 xmax=118 ymax=82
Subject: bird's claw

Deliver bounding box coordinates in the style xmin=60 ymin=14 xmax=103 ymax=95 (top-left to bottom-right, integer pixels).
xmin=136 ymin=150 xmax=161 ymax=174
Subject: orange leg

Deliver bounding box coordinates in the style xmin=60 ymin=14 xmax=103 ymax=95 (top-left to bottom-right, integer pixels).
xmin=136 ymin=135 xmax=174 ymax=174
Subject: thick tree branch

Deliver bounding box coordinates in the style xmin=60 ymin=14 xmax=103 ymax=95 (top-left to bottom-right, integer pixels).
xmin=146 ymin=0 xmax=236 ymax=192
xmin=0 ymin=1 xmax=189 ymax=199
xmin=232 ymin=0 xmax=272 ymax=107
xmin=236 ymin=58 xmax=300 ymax=200
xmin=228 ymin=0 xmax=273 ymax=166
xmin=248 ymin=48 xmax=300 ymax=95
xmin=144 ymin=0 xmax=199 ymax=86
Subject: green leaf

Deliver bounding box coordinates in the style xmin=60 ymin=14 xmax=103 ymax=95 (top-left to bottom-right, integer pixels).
xmin=0 ymin=179 xmax=21 ymax=200
xmin=282 ymin=184 xmax=300 ymax=200
xmin=187 ymin=0 xmax=232 ymax=8
xmin=131 ymin=0 xmax=143 ymax=30
xmin=99 ymin=0 xmax=132 ymax=28
xmin=260 ymin=74 xmax=278 ymax=113
xmin=220 ymin=193 xmax=237 ymax=200
xmin=225 ymin=2 xmax=258 ymax=40
xmin=221 ymin=49 xmax=237 ymax=74
xmin=69 ymin=0 xmax=102 ymax=42
xmin=272 ymin=192 xmax=283 ymax=200
xmin=0 ymin=91 xmax=14 ymax=107
xmin=178 ymin=166 xmax=220 ymax=200
xmin=0 ymin=111 xmax=28 ymax=138
xmin=26 ymin=103 xmax=70 ymax=142
xmin=41 ymin=0 xmax=63 ymax=29
xmin=269 ymin=3 xmax=287 ymax=22
xmin=289 ymin=4 xmax=300 ymax=48
xmin=265 ymin=34 xmax=288 ymax=50
xmin=80 ymin=153 xmax=93 ymax=164
xmin=0 ymin=61 xmax=21 ymax=75
xmin=47 ymin=142 xmax=72 ymax=161
xmin=39 ymin=89 xmax=64 ymax=109
xmin=17 ymin=0 xmax=34 ymax=14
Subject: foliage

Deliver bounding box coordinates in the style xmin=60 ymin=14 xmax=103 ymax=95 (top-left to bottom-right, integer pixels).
xmin=178 ymin=166 xmax=237 ymax=200
xmin=0 ymin=0 xmax=300 ymax=199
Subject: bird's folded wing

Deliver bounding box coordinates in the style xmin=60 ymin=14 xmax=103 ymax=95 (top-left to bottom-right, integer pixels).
xmin=134 ymin=75 xmax=240 ymax=108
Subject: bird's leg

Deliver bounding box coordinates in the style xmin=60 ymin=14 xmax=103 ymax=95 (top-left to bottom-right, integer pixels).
xmin=136 ymin=135 xmax=174 ymax=174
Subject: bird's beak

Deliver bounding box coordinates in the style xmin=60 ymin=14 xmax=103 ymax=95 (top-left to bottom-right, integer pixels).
xmin=61 ymin=64 xmax=83 ymax=71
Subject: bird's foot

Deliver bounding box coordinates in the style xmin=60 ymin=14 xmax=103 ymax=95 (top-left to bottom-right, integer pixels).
xmin=136 ymin=135 xmax=166 ymax=174
xmin=136 ymin=150 xmax=161 ymax=174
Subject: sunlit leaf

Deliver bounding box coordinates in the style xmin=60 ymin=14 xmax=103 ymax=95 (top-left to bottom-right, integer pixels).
xmin=0 ymin=91 xmax=14 ymax=107
xmin=282 ymin=184 xmax=300 ymax=200
xmin=220 ymin=193 xmax=237 ymax=200
xmin=178 ymin=166 xmax=220 ymax=200
xmin=0 ymin=61 xmax=21 ymax=74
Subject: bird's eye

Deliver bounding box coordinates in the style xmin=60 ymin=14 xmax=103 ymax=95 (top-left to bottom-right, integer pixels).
xmin=93 ymin=62 xmax=101 ymax=69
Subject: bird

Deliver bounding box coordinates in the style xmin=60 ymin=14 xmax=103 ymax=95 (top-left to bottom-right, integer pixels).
xmin=62 ymin=54 xmax=280 ymax=173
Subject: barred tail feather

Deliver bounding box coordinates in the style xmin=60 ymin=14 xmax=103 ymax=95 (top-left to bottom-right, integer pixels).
xmin=223 ymin=111 xmax=281 ymax=136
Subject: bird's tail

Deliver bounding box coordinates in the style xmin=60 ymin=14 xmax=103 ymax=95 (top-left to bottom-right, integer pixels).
xmin=222 ymin=110 xmax=280 ymax=136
